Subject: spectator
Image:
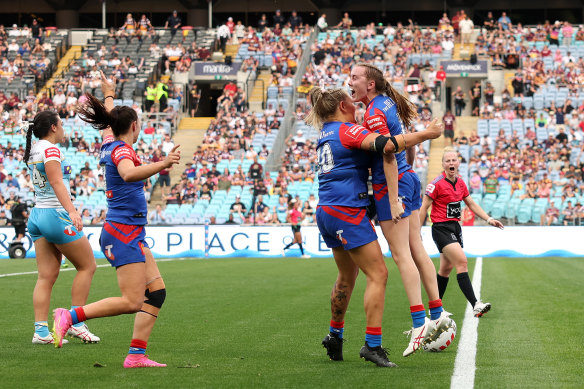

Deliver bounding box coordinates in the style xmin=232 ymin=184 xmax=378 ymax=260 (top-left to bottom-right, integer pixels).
xmin=563 ymin=201 xmax=576 ymax=225
xmin=498 ymin=12 xmax=511 ymax=30
xmin=459 ymin=15 xmax=474 ymax=46
xmin=273 ymin=10 xmax=285 ymax=27
xmin=337 ymin=12 xmax=352 ymax=29
xmin=483 ymin=173 xmax=499 ymax=194
xmin=217 ymin=21 xmax=231 ymax=53
xmin=289 ymin=11 xmax=303 ymax=29
xmin=442 ymin=110 xmax=456 ymax=146
xmin=461 ymin=206 xmax=475 ymax=226
xmin=452 ymin=86 xmax=465 ymax=116
xmin=165 ymin=10 xmax=182 ymax=38
xmin=224 ymin=213 xmax=238 ymax=225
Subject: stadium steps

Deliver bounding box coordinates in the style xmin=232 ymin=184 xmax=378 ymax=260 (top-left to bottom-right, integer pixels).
xmin=249 ymin=70 xmax=273 ymax=112
xmin=39 ymin=45 xmax=83 ymax=96
xmin=426 ymin=116 xmax=477 ymax=180
xmin=453 ymin=43 xmax=475 ymax=60
xmin=148 ymin=117 xmax=212 ymax=208
xmin=224 ymin=43 xmax=239 ymax=61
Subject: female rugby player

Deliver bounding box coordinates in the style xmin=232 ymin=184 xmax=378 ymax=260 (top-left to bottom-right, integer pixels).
xmin=420 ymin=148 xmax=503 ymax=317
xmin=25 ymin=111 xmax=100 ymax=345
xmin=282 ymin=199 xmax=310 ymax=258
xmin=349 ymin=63 xmax=452 ymax=356
xmin=52 ymin=72 xmax=180 ymax=368
xmin=307 ymin=87 xmax=440 ymax=367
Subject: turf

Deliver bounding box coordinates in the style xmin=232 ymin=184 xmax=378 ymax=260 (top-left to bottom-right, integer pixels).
xmin=0 ymin=256 xmax=581 ymax=388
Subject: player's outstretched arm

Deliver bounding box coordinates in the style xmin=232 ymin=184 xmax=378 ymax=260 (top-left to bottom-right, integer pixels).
xmin=117 ymin=145 xmax=181 ymax=182
xmin=100 ymin=70 xmax=116 ymax=141
xmin=463 ymin=195 xmax=504 ymax=229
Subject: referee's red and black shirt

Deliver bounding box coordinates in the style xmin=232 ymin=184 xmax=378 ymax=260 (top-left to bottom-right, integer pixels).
xmin=425 ymin=172 xmax=469 ymax=223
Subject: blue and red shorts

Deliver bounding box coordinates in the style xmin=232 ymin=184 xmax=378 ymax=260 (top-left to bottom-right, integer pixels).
xmin=100 ymin=221 xmax=148 ymax=268
xmin=372 ymin=170 xmax=422 ymax=221
xmin=316 ymin=205 xmax=377 ymax=250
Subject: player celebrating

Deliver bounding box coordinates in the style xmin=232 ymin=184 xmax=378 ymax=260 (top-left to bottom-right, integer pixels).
xmin=52 ymin=72 xmax=180 ymax=368
xmin=282 ymin=199 xmax=309 ymax=258
xmin=307 ymin=87 xmax=441 ymax=367
xmin=420 ymin=148 xmax=503 ymax=317
xmin=350 ymin=63 xmax=451 ymax=356
xmin=24 ymin=110 xmax=100 ymax=345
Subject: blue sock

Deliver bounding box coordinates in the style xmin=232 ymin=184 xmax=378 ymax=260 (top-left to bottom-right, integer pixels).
xmin=71 ymin=306 xmax=84 ymax=327
xmin=365 ymin=327 xmax=382 ymax=348
xmin=410 ymin=305 xmax=426 ymax=328
xmin=329 ymin=320 xmax=344 ymax=339
xmin=429 ymin=299 xmax=444 ymax=320
xmin=34 ymin=321 xmax=50 ymax=337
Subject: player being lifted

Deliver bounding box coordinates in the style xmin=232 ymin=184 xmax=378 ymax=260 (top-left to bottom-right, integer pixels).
xmin=349 ymin=63 xmax=454 ymax=356
xmin=52 ymin=71 xmax=181 ymax=368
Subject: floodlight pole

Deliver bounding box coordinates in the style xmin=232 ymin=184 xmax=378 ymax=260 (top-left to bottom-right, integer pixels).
xmin=102 ymin=0 xmax=106 ymax=29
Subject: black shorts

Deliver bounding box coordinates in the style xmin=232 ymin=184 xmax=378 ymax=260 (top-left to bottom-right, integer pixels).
xmin=431 ymin=221 xmax=463 ymax=253
xmin=158 ymin=174 xmax=171 ymax=187
xmin=291 ymin=225 xmax=301 ymax=234
xmin=14 ymin=223 xmax=26 ymax=236
xmin=444 ymin=129 xmax=454 ymax=139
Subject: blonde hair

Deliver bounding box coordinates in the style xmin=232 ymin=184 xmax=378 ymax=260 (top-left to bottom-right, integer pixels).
xmin=355 ymin=62 xmax=418 ymax=129
xmin=442 ymin=146 xmax=458 ymax=162
xmin=305 ymin=87 xmax=348 ymax=130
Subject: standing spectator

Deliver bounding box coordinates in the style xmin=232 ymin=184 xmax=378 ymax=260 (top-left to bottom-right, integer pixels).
xmin=156 ymin=80 xmax=168 ymax=111
xmin=216 ymin=21 xmax=231 ymax=53
xmin=452 ymin=86 xmax=465 ymax=116
xmin=459 ymin=15 xmax=474 ymax=46
xmin=468 ymin=81 xmax=481 ymax=116
xmin=336 ymin=12 xmax=352 ymax=29
xmin=498 ymin=12 xmax=511 ymax=30
xmin=226 ymin=17 xmax=235 ymax=35
xmin=317 ymin=14 xmax=328 ymax=32
xmin=165 ymin=10 xmax=182 ymax=38
xmin=442 ymin=110 xmax=456 ymax=146
xmin=273 ymin=10 xmax=285 ymax=27
xmin=289 ymin=11 xmax=303 ymax=29
xmin=257 ymin=14 xmax=268 ymax=30
xmin=144 ymin=82 xmax=156 ymax=112
xmin=31 ymin=19 xmax=42 ymax=42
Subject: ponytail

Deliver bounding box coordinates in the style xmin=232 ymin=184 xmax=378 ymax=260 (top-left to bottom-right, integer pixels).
xmin=23 ymin=122 xmax=34 ymax=166
xmin=356 ymin=63 xmax=418 ymax=129
xmin=77 ymin=93 xmax=137 ymax=137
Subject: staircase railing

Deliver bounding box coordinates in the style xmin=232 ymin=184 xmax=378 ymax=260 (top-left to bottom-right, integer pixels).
xmin=265 ymin=28 xmax=317 ymax=172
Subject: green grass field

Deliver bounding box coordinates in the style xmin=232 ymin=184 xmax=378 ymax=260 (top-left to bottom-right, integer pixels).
xmin=0 ymin=256 xmax=582 ymax=388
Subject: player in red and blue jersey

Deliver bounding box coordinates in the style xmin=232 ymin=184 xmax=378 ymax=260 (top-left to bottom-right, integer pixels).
xmin=52 ymin=72 xmax=180 ymax=368
xmin=350 ymin=63 xmax=453 ymax=356
xmin=420 ymin=148 xmax=503 ymax=317
xmin=306 ymin=87 xmax=440 ymax=367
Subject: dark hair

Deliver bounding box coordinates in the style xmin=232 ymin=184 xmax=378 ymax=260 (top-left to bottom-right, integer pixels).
xmin=24 ymin=110 xmax=60 ymax=165
xmin=77 ymin=93 xmax=138 ymax=137
xmin=355 ymin=63 xmax=417 ymax=129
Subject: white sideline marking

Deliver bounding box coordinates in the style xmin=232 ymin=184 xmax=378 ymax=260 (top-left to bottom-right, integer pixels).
xmin=451 ymin=256 xmax=483 ymax=389
xmin=0 ymin=257 xmax=204 ymax=278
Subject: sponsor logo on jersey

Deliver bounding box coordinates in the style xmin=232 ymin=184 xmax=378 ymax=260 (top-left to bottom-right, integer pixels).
xmin=106 ymin=190 xmax=113 ymax=199
xmin=344 ymin=124 xmax=365 ymax=140
xmin=426 ymin=184 xmax=436 ymax=194
xmin=336 ymin=229 xmax=348 ymax=245
xmin=112 ymin=146 xmax=134 ymax=164
xmin=382 ymin=98 xmax=395 ymax=112
xmin=365 ymin=115 xmax=385 ymax=130
xmin=44 ymin=147 xmax=61 ymax=159
xmin=64 ymin=225 xmax=76 ymax=236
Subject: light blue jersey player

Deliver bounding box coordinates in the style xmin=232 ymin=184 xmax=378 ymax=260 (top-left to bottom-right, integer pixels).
xmin=27 ymin=140 xmax=81 ymax=244
xmin=24 ymin=110 xmax=99 ymax=346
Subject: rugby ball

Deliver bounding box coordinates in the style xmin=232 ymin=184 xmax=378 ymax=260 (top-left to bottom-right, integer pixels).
xmin=423 ymin=319 xmax=457 ymax=352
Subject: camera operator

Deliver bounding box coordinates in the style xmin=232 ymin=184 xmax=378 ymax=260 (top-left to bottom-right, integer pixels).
xmin=10 ymin=197 xmax=29 ymax=242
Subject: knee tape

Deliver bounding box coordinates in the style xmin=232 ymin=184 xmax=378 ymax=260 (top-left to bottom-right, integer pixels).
xmin=144 ymin=288 xmax=166 ymax=309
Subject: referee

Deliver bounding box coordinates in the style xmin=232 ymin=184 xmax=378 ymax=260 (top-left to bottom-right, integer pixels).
xmin=419 ymin=148 xmax=503 ymax=318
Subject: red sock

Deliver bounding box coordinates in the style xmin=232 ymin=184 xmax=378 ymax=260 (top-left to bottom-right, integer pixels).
xmin=428 ymin=299 xmax=443 ymax=309
xmin=410 ymin=304 xmax=425 ymax=313
xmin=330 ymin=320 xmax=344 ymax=329
xmin=365 ymin=326 xmax=382 ymax=335
xmin=74 ymin=307 xmax=87 ymax=322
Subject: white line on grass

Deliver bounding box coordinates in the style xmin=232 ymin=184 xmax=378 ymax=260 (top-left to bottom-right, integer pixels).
xmin=451 ymin=256 xmax=483 ymax=389
xmin=0 ymin=257 xmax=206 ymax=278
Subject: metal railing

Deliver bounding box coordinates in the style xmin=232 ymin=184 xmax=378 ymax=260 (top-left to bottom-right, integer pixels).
xmin=265 ymin=28 xmax=317 ymax=172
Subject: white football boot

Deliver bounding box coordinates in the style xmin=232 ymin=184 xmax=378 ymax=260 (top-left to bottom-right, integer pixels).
xmin=473 ymin=301 xmax=491 ymax=317
xmin=67 ymin=323 xmax=101 ymax=343
xmin=32 ymin=333 xmax=69 ymax=345
xmin=403 ymin=317 xmax=437 ymax=357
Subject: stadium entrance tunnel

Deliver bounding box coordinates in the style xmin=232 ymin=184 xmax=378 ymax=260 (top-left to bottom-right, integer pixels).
xmin=195 ymin=82 xmax=230 ymax=117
